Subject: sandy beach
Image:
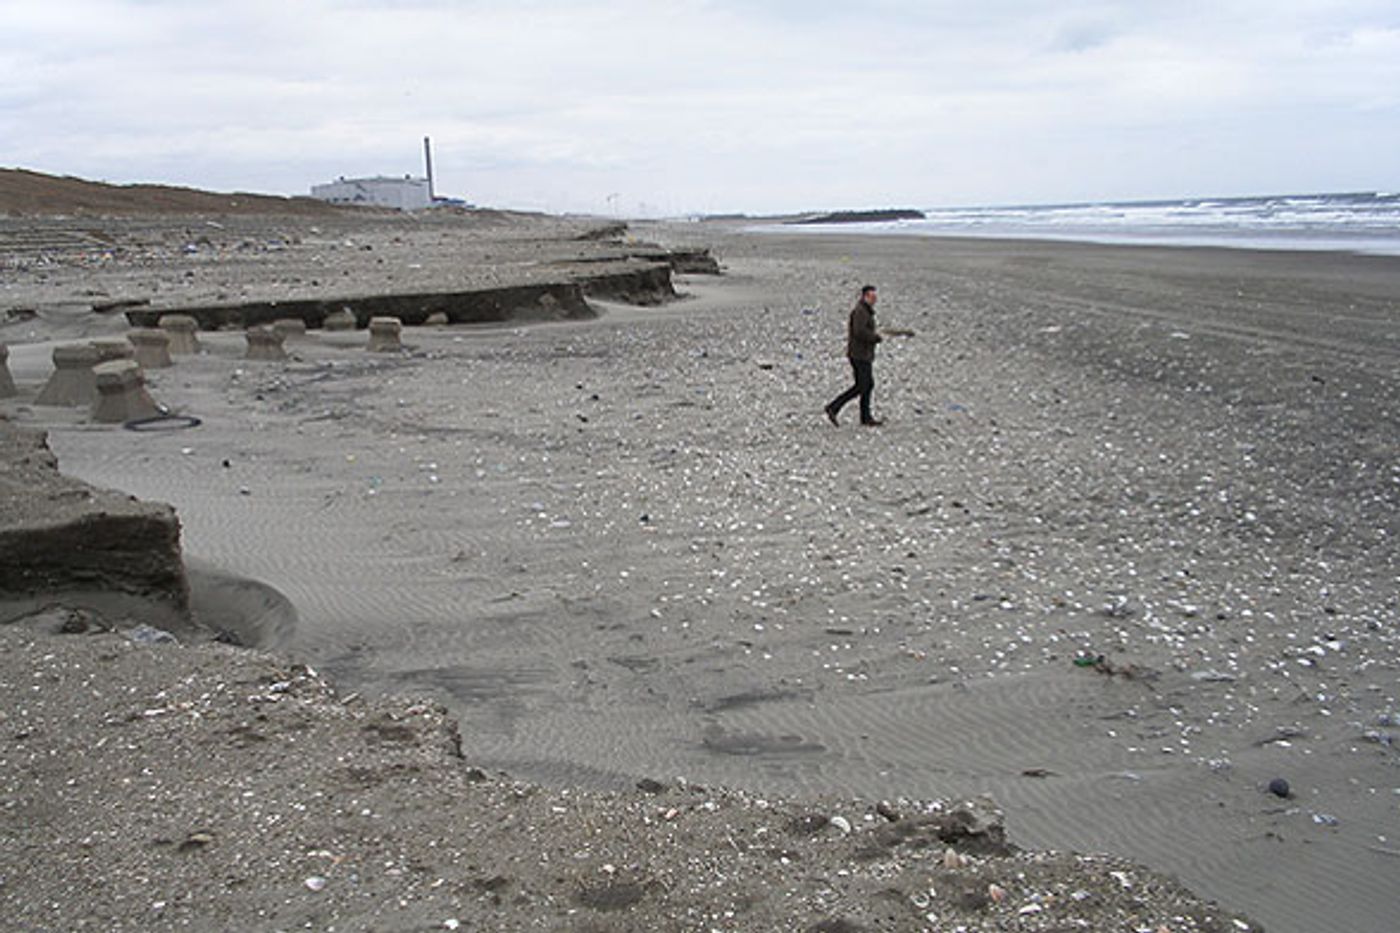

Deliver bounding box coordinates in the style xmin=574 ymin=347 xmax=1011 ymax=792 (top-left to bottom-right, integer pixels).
xmin=3 ymin=204 xmax=1398 ymax=931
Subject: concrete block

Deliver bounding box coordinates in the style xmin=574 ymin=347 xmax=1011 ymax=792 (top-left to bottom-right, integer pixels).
xmin=128 ymin=329 xmax=173 ymax=369
xmin=91 ymin=360 xmax=160 ymax=424
xmin=35 ymin=344 xmax=100 ymax=407
xmin=90 ymin=338 xmax=134 ymax=363
xmin=159 ymin=315 xmax=201 ymax=355
xmin=245 ymin=325 xmax=287 ymax=362
xmin=323 ymin=308 xmax=356 ymax=331
xmin=273 ymin=318 xmax=308 ymax=341
xmin=367 ymin=317 xmax=402 ymax=352
xmin=0 ymin=344 xmax=15 ymax=399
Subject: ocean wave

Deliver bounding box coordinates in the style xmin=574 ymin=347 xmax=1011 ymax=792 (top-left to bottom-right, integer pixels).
xmin=757 ymin=192 xmax=1400 ymax=256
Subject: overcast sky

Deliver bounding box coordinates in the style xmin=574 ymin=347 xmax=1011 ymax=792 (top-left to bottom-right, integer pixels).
xmin=3 ymin=1 xmax=1397 ymax=215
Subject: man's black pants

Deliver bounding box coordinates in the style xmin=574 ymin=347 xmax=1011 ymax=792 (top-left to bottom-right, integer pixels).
xmin=828 ymin=358 xmax=874 ymax=423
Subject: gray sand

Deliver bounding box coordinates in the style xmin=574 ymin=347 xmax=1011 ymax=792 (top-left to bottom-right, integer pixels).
xmin=4 ymin=214 xmax=1398 ymax=932
xmin=0 ymin=623 xmax=1248 ymax=932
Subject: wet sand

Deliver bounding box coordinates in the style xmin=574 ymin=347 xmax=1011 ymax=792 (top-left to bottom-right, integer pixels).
xmin=5 ymin=219 xmax=1399 ymax=932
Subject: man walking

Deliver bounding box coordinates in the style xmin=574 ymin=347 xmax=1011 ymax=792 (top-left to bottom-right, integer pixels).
xmin=825 ymin=284 xmax=884 ymax=427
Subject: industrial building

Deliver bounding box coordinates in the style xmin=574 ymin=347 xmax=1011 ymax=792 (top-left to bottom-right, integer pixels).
xmin=310 ymin=175 xmax=432 ymax=210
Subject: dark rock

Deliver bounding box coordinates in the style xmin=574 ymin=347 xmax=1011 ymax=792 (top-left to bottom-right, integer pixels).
xmin=59 ymin=608 xmax=96 ymax=634
xmin=872 ymin=797 xmax=1014 ymax=856
xmin=1268 ymin=777 xmax=1291 ymax=798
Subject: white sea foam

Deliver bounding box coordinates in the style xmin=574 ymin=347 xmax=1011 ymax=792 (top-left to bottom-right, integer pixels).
xmin=757 ymin=192 xmax=1400 ymax=255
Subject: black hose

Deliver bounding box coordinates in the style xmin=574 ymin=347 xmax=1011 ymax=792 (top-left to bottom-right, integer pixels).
xmin=123 ymin=413 xmax=203 ymax=431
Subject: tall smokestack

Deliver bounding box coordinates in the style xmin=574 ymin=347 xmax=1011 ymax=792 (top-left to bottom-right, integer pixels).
xmin=423 ymin=136 xmax=435 ymax=202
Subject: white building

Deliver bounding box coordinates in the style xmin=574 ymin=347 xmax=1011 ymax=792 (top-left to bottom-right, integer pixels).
xmin=310 ymin=175 xmax=432 ymax=210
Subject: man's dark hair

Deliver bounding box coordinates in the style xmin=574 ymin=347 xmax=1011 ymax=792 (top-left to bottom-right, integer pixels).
xmin=861 ymin=284 xmax=877 ymax=296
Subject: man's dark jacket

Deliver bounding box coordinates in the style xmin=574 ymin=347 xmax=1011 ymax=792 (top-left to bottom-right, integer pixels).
xmin=846 ymin=299 xmax=882 ymax=361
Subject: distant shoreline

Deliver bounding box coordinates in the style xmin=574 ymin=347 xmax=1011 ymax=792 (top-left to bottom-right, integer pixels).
xmin=786 ymin=208 xmax=927 ymax=225
xmin=743 ymin=190 xmax=1400 ymax=257
xmin=744 ymin=219 xmax=1400 ymax=258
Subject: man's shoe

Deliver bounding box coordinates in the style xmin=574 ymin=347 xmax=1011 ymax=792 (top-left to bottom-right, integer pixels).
xmin=824 ymin=405 xmax=840 ymax=426
xmin=860 ymin=418 xmax=885 ymax=427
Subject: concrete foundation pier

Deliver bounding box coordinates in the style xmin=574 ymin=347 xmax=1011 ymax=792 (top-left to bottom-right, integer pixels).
xmin=323 ymin=308 xmax=356 ymax=331
xmin=245 ymin=326 xmax=287 ymax=362
xmin=159 ymin=315 xmax=201 ymax=355
xmin=0 ymin=344 xmax=16 ymax=399
xmin=90 ymin=338 xmax=134 ymax=364
xmin=367 ymin=317 xmax=403 ymax=352
xmin=273 ymin=318 xmax=308 ymax=341
xmin=91 ymin=360 xmax=160 ymax=424
xmin=35 ymin=344 xmax=101 ymax=407
xmin=128 ymin=329 xmax=173 ymax=369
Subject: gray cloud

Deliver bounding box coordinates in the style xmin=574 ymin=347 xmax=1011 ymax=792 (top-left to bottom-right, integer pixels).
xmin=2 ymin=0 xmax=1396 ymax=214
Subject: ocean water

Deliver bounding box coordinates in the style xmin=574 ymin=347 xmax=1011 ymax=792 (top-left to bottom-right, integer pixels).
xmin=764 ymin=192 xmax=1400 ymax=256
